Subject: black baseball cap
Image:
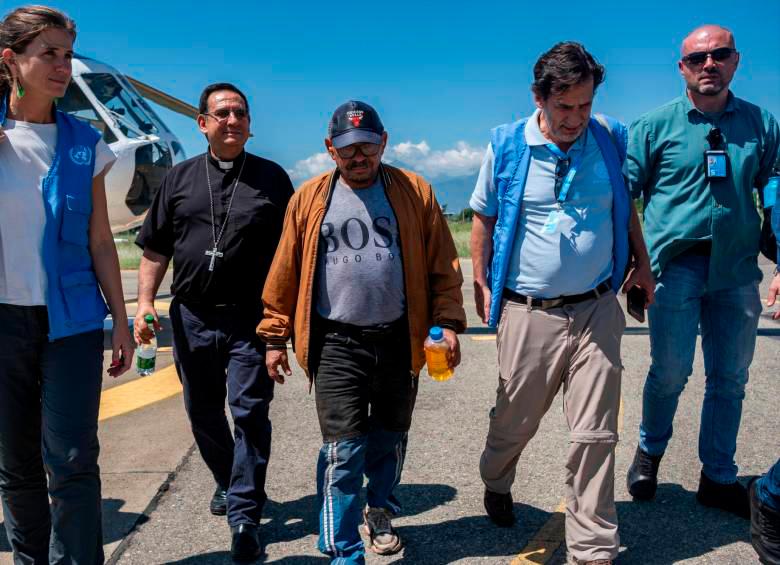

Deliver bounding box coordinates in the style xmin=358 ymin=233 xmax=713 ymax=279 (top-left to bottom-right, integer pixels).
xmin=328 ymin=100 xmax=384 ymax=149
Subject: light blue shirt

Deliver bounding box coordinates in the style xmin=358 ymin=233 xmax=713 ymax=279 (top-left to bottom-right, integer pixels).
xmin=470 ymin=109 xmax=614 ymax=298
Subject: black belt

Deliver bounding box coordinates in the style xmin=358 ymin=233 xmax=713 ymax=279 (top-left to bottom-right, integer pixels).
xmin=683 ymin=241 xmax=712 ymax=256
xmin=502 ymin=280 xmax=612 ymax=310
xmin=317 ymin=316 xmax=406 ymax=341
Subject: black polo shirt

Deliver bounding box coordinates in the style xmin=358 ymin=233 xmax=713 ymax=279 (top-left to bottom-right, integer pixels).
xmin=136 ymin=150 xmax=294 ymax=305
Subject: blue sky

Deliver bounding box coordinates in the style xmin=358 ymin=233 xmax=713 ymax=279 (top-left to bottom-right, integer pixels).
xmin=8 ymin=0 xmax=780 ymax=183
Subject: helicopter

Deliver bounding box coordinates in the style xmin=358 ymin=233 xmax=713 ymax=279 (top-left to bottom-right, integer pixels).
xmin=59 ymin=54 xmax=198 ymax=233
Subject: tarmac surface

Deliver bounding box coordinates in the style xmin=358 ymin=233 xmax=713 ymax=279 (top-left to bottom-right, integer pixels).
xmin=0 ymin=260 xmax=778 ymax=564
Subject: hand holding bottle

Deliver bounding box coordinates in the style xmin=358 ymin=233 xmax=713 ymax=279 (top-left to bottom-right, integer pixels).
xmin=424 ymin=326 xmax=460 ymax=381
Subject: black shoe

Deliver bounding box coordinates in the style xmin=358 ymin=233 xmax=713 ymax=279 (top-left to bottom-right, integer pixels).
xmin=627 ymin=446 xmax=662 ymax=500
xmin=749 ymin=477 xmax=780 ymax=564
xmin=484 ymin=488 xmax=515 ymax=527
xmin=210 ymin=486 xmax=228 ymax=516
xmin=696 ymin=471 xmax=749 ymax=519
xmin=231 ymin=523 xmax=262 ymax=563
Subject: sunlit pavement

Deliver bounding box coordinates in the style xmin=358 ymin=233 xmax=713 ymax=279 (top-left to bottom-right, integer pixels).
xmin=1 ymin=262 xmax=777 ymax=564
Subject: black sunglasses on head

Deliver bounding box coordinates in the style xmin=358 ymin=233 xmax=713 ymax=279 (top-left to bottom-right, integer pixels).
xmin=682 ymin=47 xmax=736 ymax=66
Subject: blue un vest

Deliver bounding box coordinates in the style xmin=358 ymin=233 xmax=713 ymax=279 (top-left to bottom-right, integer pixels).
xmin=0 ymin=96 xmax=109 ymax=340
xmin=486 ymin=114 xmax=631 ymax=327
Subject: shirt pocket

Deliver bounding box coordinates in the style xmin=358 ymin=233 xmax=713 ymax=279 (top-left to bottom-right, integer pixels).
xmin=61 ymin=194 xmax=92 ymax=246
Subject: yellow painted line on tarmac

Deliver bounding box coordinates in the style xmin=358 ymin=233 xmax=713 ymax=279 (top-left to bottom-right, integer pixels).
xmin=98 ymin=364 xmax=181 ymax=422
xmin=471 ymin=335 xmax=497 ymax=341
xmin=511 ymin=499 xmax=567 ymax=564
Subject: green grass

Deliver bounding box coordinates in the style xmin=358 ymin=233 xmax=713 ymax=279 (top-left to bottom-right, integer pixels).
xmin=447 ymin=219 xmax=471 ymax=258
xmin=114 ymin=230 xmax=143 ymax=270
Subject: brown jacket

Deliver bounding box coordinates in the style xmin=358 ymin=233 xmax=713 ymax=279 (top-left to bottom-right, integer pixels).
xmin=257 ymin=164 xmax=466 ymax=378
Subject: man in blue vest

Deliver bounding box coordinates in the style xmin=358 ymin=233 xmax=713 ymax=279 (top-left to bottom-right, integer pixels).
xmin=470 ymin=42 xmax=653 ymax=565
xmin=625 ymin=25 xmax=780 ymax=519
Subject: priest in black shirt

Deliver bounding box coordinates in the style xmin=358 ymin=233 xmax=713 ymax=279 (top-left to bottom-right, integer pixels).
xmin=133 ymin=83 xmax=293 ymax=561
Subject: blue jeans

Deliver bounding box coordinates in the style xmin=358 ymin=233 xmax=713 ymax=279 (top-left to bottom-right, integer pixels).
xmin=757 ymin=458 xmax=780 ymax=512
xmin=639 ymin=252 xmax=762 ymax=483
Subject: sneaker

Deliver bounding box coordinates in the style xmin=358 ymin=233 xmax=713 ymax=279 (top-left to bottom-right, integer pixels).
xmin=696 ymin=471 xmax=749 ymax=519
xmin=749 ymin=477 xmax=780 ymax=564
xmin=484 ymin=488 xmax=515 ymax=527
xmin=360 ymin=507 xmax=402 ymax=555
xmin=626 ymin=446 xmax=663 ymax=500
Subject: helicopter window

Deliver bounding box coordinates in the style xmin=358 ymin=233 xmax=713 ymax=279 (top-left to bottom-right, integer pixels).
xmin=83 ymin=73 xmax=159 ymax=139
xmin=116 ymin=75 xmax=171 ymax=134
xmin=58 ymin=81 xmax=118 ymax=144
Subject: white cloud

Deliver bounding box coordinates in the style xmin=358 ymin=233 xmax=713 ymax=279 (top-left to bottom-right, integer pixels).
xmin=388 ymin=141 xmax=483 ymax=178
xmin=287 ymin=152 xmax=333 ymax=183
xmin=288 ymin=140 xmax=483 ymax=183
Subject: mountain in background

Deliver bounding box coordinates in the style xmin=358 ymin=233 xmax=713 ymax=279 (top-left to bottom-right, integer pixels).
xmin=392 ymin=160 xmax=477 ymax=214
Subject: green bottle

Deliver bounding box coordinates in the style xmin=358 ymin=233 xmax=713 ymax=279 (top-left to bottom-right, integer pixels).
xmin=136 ymin=314 xmax=157 ymax=376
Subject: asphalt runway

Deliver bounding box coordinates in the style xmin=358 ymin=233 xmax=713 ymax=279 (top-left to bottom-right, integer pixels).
xmin=0 ymin=261 xmax=777 ymax=564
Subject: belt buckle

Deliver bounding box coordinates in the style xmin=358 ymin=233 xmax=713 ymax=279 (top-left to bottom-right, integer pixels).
xmin=540 ymin=298 xmax=564 ymax=310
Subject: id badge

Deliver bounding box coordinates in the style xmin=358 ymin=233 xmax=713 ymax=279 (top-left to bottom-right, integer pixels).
xmin=542 ymin=210 xmax=561 ymax=234
xmin=704 ymin=150 xmax=729 ymax=179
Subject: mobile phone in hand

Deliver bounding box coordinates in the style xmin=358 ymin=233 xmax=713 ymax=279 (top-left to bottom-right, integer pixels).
xmin=627 ymin=286 xmax=647 ymax=323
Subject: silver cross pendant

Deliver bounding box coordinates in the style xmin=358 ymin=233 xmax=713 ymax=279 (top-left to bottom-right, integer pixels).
xmin=205 ymin=247 xmax=224 ymax=272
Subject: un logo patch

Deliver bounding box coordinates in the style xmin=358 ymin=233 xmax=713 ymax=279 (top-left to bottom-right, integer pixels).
xmin=69 ymin=145 xmax=93 ymax=166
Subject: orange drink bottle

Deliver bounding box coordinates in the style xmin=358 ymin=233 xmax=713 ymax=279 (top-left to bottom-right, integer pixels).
xmin=424 ymin=326 xmax=453 ymax=381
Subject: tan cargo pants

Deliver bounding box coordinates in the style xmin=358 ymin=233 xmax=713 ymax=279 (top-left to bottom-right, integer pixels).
xmin=480 ymin=291 xmax=625 ymax=562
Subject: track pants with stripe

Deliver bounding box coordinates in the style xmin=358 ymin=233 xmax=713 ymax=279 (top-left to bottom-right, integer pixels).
xmin=311 ymin=319 xmax=416 ymax=564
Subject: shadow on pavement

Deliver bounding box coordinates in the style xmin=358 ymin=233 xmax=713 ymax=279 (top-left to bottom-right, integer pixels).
xmin=103 ymin=497 xmax=148 ymax=544
xmin=399 ymin=502 xmax=550 ymax=564
xmin=1 ymin=498 xmax=144 ymax=554
xmin=616 ymin=481 xmax=751 ymax=564
xmin=168 ymin=554 xmax=327 ymax=564
xmin=261 ymin=483 xmax=458 ymax=547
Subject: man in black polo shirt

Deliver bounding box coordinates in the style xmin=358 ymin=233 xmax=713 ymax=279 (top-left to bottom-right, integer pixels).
xmin=133 ymin=82 xmax=293 ymax=561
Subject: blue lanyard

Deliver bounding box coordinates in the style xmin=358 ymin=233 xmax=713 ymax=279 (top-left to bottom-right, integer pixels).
xmin=546 ymin=129 xmax=588 ymax=204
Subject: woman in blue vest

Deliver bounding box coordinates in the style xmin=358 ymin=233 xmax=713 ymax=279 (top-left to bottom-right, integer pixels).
xmin=0 ymin=6 xmax=134 ymax=563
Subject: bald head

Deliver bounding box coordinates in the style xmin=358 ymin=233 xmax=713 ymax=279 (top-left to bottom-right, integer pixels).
xmin=681 ymin=25 xmax=735 ymax=56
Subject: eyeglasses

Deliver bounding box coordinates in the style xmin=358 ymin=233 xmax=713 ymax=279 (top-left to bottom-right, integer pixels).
xmin=335 ymin=143 xmax=382 ymax=159
xmin=202 ymin=107 xmax=249 ymax=123
xmin=682 ymin=47 xmax=736 ymax=66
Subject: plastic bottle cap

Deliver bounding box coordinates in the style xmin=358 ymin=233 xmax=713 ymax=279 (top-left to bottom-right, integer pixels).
xmin=429 ymin=326 xmax=444 ymax=341
xmin=144 ymin=314 xmax=155 ymax=323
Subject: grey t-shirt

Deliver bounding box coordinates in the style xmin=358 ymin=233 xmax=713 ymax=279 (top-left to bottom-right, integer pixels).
xmin=316 ymin=176 xmax=405 ymax=325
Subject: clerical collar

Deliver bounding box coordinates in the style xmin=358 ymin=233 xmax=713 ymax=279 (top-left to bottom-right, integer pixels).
xmin=207 ymin=150 xmax=245 ymax=171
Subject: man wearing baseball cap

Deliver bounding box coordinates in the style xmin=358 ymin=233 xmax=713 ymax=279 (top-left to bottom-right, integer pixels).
xmin=258 ymin=100 xmax=466 ymax=563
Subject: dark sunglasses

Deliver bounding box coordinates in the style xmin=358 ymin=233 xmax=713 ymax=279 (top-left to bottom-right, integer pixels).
xmin=335 ymin=143 xmax=382 ymax=159
xmin=203 ymin=108 xmax=249 ymax=123
xmin=706 ymin=127 xmax=724 ymax=149
xmin=682 ymin=47 xmax=736 ymax=66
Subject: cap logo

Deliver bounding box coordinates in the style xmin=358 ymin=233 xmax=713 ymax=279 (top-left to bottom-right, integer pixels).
xmin=347 ymin=110 xmax=364 ymax=127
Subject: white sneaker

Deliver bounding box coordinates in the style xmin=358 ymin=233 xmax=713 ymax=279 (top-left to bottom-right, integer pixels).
xmin=360 ymin=506 xmax=402 ymax=555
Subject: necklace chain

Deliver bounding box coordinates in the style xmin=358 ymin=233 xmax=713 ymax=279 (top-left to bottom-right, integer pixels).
xmin=205 ymin=152 xmax=246 ymax=251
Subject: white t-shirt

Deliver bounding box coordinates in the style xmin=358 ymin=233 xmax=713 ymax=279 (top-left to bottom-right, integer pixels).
xmin=0 ymin=119 xmax=116 ymax=306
